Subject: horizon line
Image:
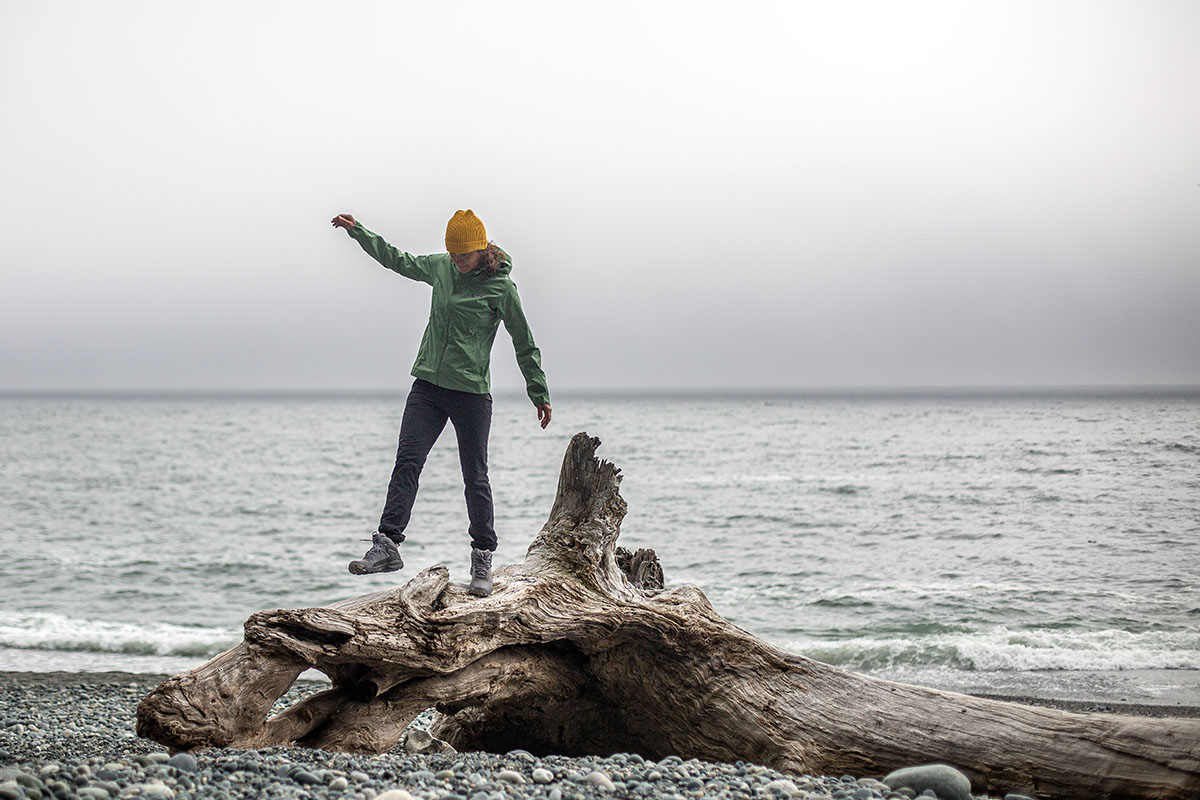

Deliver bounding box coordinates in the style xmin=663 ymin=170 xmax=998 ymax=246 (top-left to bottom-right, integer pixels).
xmin=2 ymin=384 xmax=1198 ymax=399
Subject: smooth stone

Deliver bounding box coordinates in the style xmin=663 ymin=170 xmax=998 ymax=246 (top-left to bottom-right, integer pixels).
xmin=1004 ymin=796 xmax=1037 ymax=800
xmin=647 ymin=771 xmax=663 ymax=782
xmin=585 ymin=772 xmax=616 ymax=792
xmin=146 ymin=754 xmax=170 ymax=765
xmin=765 ymin=779 xmax=799 ymax=796
xmin=0 ymin=783 xmax=23 ymax=800
xmin=295 ymin=771 xmax=324 ymax=786
xmin=531 ymin=769 xmax=554 ymax=785
xmin=167 ymin=754 xmax=197 ymax=774
xmin=79 ymin=789 xmax=112 ymax=800
xmin=497 ymin=771 xmax=526 ymax=785
xmin=470 ymin=792 xmax=489 ymax=800
xmin=882 ymin=766 xmax=972 ymax=800
xmin=684 ymin=778 xmax=704 ymax=792
xmin=1 ymin=770 xmax=44 ymax=792
xmin=507 ymin=750 xmax=536 ymax=762
xmin=435 ymin=770 xmax=457 ymax=781
xmin=853 ymin=789 xmax=873 ymax=800
xmin=410 ymin=771 xmax=437 ymax=783
xmin=350 ymin=772 xmax=370 ymax=783
xmin=548 ymin=789 xmax=562 ymax=800
xmin=139 ymin=783 xmax=176 ymax=800
xmin=329 ymin=777 xmax=349 ymax=791
xmin=375 ymin=791 xmax=413 ymax=800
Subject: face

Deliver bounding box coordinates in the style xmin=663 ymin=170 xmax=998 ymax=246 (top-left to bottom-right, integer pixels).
xmin=449 ymin=250 xmax=484 ymax=273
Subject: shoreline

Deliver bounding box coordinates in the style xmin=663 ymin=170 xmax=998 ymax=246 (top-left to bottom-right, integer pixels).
xmin=4 ymin=670 xmax=1197 ymax=719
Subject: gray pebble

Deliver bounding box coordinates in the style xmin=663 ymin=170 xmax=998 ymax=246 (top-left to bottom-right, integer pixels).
xmin=329 ymin=776 xmax=349 ymax=791
xmin=532 ymin=769 xmax=554 ymax=784
xmin=293 ymin=769 xmax=322 ymax=785
xmin=586 ymin=771 xmax=616 ymax=791
xmin=0 ymin=783 xmax=23 ymax=800
xmin=765 ymin=779 xmax=798 ymax=796
xmin=167 ymin=753 xmax=197 ymax=774
xmin=375 ymin=791 xmax=412 ymax=800
xmin=548 ymin=789 xmax=562 ymax=800
xmin=497 ymin=771 xmax=526 ymax=785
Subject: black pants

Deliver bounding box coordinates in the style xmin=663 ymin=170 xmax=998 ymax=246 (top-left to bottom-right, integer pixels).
xmin=378 ymin=379 xmax=496 ymax=551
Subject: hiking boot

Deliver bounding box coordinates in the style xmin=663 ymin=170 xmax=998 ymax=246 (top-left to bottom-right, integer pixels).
xmin=468 ymin=548 xmax=493 ymax=597
xmin=348 ymin=532 xmax=404 ymax=575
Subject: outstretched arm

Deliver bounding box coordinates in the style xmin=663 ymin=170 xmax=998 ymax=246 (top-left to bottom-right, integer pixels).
xmin=331 ymin=214 xmax=437 ymax=285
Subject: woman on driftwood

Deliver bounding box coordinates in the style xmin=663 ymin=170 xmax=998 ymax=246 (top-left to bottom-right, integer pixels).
xmin=330 ymin=209 xmax=552 ymax=596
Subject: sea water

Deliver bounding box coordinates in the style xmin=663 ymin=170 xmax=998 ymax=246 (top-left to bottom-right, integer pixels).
xmin=1 ymin=390 xmax=1197 ymax=704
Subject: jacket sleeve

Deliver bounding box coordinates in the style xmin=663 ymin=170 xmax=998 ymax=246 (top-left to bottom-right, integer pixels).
xmin=347 ymin=224 xmax=437 ymax=285
xmin=497 ymin=281 xmax=550 ymax=406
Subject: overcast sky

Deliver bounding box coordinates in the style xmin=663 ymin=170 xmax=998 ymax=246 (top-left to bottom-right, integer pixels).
xmin=2 ymin=1 xmax=1198 ymax=393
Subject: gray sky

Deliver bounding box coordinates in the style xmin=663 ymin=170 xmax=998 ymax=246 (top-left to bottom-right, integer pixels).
xmin=2 ymin=0 xmax=1198 ymax=392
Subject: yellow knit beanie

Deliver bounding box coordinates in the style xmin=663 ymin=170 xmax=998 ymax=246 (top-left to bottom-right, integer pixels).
xmin=445 ymin=209 xmax=488 ymax=254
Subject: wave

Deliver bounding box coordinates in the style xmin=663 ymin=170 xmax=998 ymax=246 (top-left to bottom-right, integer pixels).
xmin=787 ymin=628 xmax=1200 ymax=672
xmin=0 ymin=612 xmax=239 ymax=658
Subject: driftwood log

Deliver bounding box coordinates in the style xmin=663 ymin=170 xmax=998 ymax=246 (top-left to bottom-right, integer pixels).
xmin=138 ymin=433 xmax=1200 ymax=800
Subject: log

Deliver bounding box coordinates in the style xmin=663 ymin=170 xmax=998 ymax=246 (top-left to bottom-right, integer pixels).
xmin=137 ymin=432 xmax=1200 ymax=800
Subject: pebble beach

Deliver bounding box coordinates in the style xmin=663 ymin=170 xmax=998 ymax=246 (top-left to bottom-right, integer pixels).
xmin=3 ymin=672 xmax=1196 ymax=800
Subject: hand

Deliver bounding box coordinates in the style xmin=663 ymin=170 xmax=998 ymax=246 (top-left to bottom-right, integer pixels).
xmin=331 ymin=213 xmax=357 ymax=231
xmin=537 ymin=403 xmax=552 ymax=429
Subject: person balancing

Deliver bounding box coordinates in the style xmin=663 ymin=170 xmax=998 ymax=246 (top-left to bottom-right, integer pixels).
xmin=331 ymin=209 xmax=551 ymax=597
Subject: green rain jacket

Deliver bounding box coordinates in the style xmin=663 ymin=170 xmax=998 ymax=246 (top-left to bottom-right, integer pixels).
xmin=348 ymin=224 xmax=550 ymax=406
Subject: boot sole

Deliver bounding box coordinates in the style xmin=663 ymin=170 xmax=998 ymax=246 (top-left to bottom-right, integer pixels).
xmin=348 ymin=558 xmax=403 ymax=575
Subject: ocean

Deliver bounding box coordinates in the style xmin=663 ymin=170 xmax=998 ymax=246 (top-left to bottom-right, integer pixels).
xmin=1 ymin=390 xmax=1197 ymax=705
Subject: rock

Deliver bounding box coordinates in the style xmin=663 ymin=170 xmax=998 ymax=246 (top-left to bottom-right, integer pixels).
xmin=586 ymin=772 xmax=616 ymax=792
xmin=295 ymin=770 xmax=324 ymax=786
xmin=0 ymin=782 xmax=23 ymax=800
xmin=329 ymin=776 xmax=349 ymax=791
xmin=507 ymin=750 xmax=537 ymax=762
xmin=167 ymin=754 xmax=197 ymax=774
xmin=1003 ymin=795 xmax=1037 ymax=800
xmin=435 ymin=770 xmax=457 ymax=781
xmin=532 ymin=769 xmax=554 ymax=784
xmin=548 ymin=788 xmax=562 ymax=800
xmin=138 ymin=782 xmax=176 ymax=800
xmin=350 ymin=771 xmax=370 ymax=782
xmin=403 ymin=728 xmax=456 ymax=755
xmin=765 ymin=779 xmax=799 ymax=796
xmin=883 ymin=765 xmax=971 ymax=800
xmin=0 ymin=770 xmax=43 ymax=793
xmin=497 ymin=771 xmax=526 ymax=784
xmin=146 ymin=753 xmax=170 ymax=765
xmin=376 ymin=790 xmax=413 ymax=800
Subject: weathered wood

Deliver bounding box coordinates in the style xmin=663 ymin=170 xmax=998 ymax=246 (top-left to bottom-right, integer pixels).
xmin=137 ymin=432 xmax=1200 ymax=800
